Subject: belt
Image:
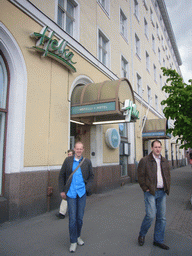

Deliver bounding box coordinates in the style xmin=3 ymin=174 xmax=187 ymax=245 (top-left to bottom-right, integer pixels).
xmin=156 ymin=188 xmax=164 ymax=190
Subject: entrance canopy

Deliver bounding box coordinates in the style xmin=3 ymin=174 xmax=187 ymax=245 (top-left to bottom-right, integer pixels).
xmin=71 ymin=79 xmax=137 ymax=125
xmin=142 ymin=119 xmax=171 ymax=140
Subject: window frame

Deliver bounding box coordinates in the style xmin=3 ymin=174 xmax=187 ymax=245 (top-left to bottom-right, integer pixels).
xmin=152 ymin=34 xmax=155 ymax=53
xmin=120 ymin=8 xmax=128 ymax=41
xmin=121 ymin=55 xmax=129 ymax=78
xmin=147 ymin=85 xmax=151 ymax=105
xmin=98 ymin=29 xmax=110 ymax=67
xmin=135 ymin=33 xmax=141 ymax=58
xmin=57 ymin=0 xmax=79 ymax=40
xmin=155 ymin=94 xmax=158 ymax=111
xmin=146 ymin=51 xmax=150 ymax=72
xmin=153 ymin=64 xmax=157 ymax=82
xmin=134 ymin=0 xmax=139 ymax=20
xmin=136 ymin=73 xmax=142 ymax=96
xmin=0 ymin=51 xmax=10 ymax=196
xmin=144 ymin=17 xmax=149 ymax=39
xmin=98 ymin=0 xmax=110 ymax=16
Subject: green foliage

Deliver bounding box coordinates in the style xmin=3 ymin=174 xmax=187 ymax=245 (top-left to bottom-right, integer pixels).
xmin=161 ymin=68 xmax=192 ymax=149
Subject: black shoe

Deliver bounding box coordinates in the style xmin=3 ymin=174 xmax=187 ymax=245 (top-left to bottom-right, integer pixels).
xmin=153 ymin=242 xmax=169 ymax=250
xmin=55 ymin=213 xmax=65 ymax=219
xmin=138 ymin=235 xmax=145 ymax=246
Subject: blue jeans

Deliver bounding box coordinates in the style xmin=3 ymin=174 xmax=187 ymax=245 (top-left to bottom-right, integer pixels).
xmin=67 ymin=193 xmax=86 ymax=243
xmin=139 ymin=190 xmax=166 ymax=243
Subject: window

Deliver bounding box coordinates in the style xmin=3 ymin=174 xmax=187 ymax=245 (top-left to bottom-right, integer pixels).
xmin=143 ymin=0 xmax=148 ymax=10
xmin=0 ymin=53 xmax=9 ymax=195
xmin=136 ymin=73 xmax=142 ymax=96
xmin=152 ymin=34 xmax=155 ymax=52
xmin=98 ymin=0 xmax=110 ymax=15
xmin=160 ymin=74 xmax=162 ymax=89
xmin=147 ymin=86 xmax=151 ymax=104
xmin=57 ymin=0 xmax=78 ymax=38
xmin=155 ymin=94 xmax=158 ymax=111
xmin=135 ymin=34 xmax=140 ymax=58
xmin=158 ymin=47 xmax=161 ymax=63
xmin=153 ymin=64 xmax=157 ymax=82
xmin=150 ymin=8 xmax=154 ymax=26
xmin=144 ymin=18 xmax=149 ymax=39
xmin=120 ymin=9 xmax=128 ymax=40
xmin=134 ymin=0 xmax=139 ymax=20
xmin=119 ymin=123 xmax=128 ymax=177
xmin=98 ymin=30 xmax=109 ymax=66
xmin=161 ymin=36 xmax=164 ymax=50
xmin=156 ymin=23 xmax=160 ymax=39
xmin=121 ymin=56 xmax=128 ymax=78
xmin=163 ymin=58 xmax=165 ymax=67
xmin=146 ymin=51 xmax=150 ymax=71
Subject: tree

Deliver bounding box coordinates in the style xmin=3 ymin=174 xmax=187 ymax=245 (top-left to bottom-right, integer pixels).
xmin=161 ymin=68 xmax=192 ymax=149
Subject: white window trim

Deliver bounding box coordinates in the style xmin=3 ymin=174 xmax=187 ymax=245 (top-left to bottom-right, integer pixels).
xmin=98 ymin=28 xmax=110 ymax=68
xmin=0 ymin=22 xmax=27 ymax=174
xmin=134 ymin=0 xmax=139 ymax=21
xmin=97 ymin=0 xmax=110 ymax=17
xmin=135 ymin=33 xmax=141 ymax=58
xmin=154 ymin=64 xmax=157 ymax=82
xmin=150 ymin=8 xmax=155 ymax=27
xmin=146 ymin=51 xmax=150 ymax=72
xmin=120 ymin=8 xmax=128 ymax=42
xmin=144 ymin=17 xmax=149 ymax=39
xmin=152 ymin=34 xmax=155 ymax=53
xmin=136 ymin=73 xmax=142 ymax=96
xmin=147 ymin=85 xmax=151 ymax=105
xmin=55 ymin=0 xmax=80 ymax=41
xmin=121 ymin=55 xmax=129 ymax=79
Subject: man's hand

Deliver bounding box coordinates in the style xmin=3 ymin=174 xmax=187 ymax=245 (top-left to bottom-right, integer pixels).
xmin=146 ymin=189 xmax=150 ymax=192
xmin=60 ymin=192 xmax=66 ymax=200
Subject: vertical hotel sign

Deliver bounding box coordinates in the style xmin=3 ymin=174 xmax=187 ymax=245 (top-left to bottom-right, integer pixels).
xmin=30 ymin=26 xmax=76 ymax=72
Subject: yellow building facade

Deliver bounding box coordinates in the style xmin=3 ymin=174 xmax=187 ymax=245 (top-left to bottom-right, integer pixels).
xmin=0 ymin=0 xmax=186 ymax=222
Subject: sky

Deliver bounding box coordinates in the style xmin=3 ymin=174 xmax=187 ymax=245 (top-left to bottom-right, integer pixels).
xmin=164 ymin=0 xmax=192 ymax=84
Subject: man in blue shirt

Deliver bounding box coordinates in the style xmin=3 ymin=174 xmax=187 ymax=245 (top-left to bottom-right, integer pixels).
xmin=59 ymin=142 xmax=94 ymax=253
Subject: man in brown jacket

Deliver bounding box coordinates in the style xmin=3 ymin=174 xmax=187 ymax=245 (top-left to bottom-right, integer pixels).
xmin=137 ymin=140 xmax=171 ymax=250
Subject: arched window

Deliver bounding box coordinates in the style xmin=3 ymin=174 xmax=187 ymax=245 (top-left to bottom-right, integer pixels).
xmin=0 ymin=52 xmax=9 ymax=195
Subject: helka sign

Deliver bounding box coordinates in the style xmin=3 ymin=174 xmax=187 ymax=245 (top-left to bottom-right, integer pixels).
xmin=30 ymin=26 xmax=76 ymax=72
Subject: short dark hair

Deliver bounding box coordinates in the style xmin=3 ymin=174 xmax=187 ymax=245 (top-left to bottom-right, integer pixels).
xmin=151 ymin=140 xmax=162 ymax=147
xmin=67 ymin=149 xmax=74 ymax=155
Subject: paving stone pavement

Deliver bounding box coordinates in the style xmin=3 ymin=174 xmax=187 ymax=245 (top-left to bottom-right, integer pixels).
xmin=0 ymin=165 xmax=192 ymax=256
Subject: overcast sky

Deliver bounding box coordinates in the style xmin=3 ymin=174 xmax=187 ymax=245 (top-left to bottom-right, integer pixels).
xmin=164 ymin=0 xmax=192 ymax=83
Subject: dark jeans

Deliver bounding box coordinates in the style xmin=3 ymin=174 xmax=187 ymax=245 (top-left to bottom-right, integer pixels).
xmin=67 ymin=193 xmax=86 ymax=243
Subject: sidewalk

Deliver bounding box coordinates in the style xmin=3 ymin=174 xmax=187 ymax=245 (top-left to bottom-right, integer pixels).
xmin=0 ymin=165 xmax=192 ymax=256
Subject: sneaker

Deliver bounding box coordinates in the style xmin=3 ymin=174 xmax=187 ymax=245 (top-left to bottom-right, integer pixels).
xmin=69 ymin=243 xmax=77 ymax=253
xmin=77 ymin=237 xmax=84 ymax=246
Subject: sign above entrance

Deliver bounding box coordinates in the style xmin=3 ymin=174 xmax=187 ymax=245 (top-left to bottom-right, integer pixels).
xmin=30 ymin=26 xmax=76 ymax=72
xmin=142 ymin=119 xmax=171 ymax=139
xmin=71 ymin=79 xmax=138 ymax=125
xmin=71 ymin=102 xmax=116 ymax=115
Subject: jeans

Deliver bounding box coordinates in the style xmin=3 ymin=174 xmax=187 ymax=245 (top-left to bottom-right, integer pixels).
xmin=67 ymin=193 xmax=86 ymax=243
xmin=139 ymin=190 xmax=166 ymax=243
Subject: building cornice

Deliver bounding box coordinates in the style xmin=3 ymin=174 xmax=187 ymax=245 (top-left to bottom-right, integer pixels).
xmin=157 ymin=0 xmax=182 ymax=66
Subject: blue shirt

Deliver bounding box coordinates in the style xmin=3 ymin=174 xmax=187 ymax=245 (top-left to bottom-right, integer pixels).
xmin=67 ymin=157 xmax=86 ymax=198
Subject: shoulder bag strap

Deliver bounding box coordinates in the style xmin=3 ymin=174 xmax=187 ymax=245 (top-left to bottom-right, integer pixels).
xmin=66 ymin=157 xmax=85 ymax=187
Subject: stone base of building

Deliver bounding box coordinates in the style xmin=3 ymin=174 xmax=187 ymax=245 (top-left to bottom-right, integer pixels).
xmin=1 ymin=165 xmax=135 ymax=223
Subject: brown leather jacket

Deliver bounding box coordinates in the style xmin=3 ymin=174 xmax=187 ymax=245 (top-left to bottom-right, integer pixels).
xmin=137 ymin=152 xmax=171 ymax=196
